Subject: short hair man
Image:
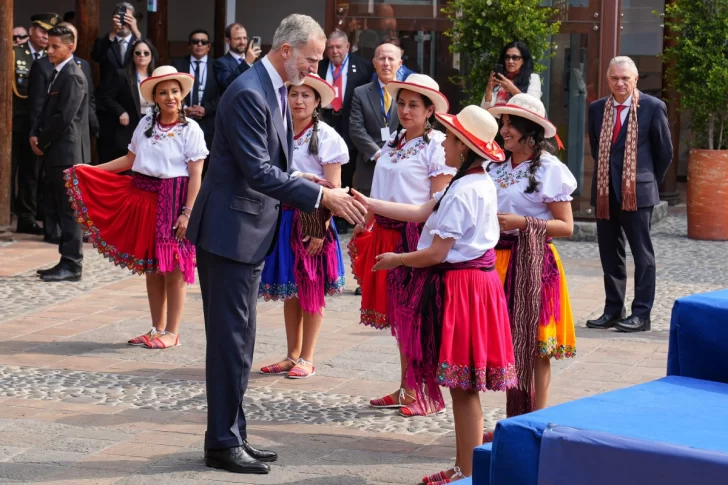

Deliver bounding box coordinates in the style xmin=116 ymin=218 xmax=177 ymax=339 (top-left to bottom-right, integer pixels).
xmin=29 ymin=25 xmax=90 ymax=282
xmin=187 ymin=13 xmax=365 ymax=475
xmin=214 ymin=23 xmax=263 ymax=92
xmin=91 ymin=2 xmax=141 ymax=81
xmin=586 ymin=56 xmax=673 ymax=333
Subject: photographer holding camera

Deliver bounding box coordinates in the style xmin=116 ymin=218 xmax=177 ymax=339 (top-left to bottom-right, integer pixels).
xmin=214 ymin=22 xmax=262 ymax=93
xmin=91 ymin=2 xmax=141 ymax=83
xmin=481 ymin=41 xmax=542 ymax=109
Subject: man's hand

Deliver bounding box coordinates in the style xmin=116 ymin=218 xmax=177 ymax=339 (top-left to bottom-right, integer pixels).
xmin=119 ymin=112 xmax=130 ymax=126
xmin=110 ymin=14 xmax=121 ymax=35
xmin=321 ymin=187 xmax=366 ymax=226
xmin=125 ymin=12 xmax=142 ymax=39
xmin=302 ymin=236 xmax=324 ymax=256
xmin=29 ymin=136 xmax=43 ymax=156
xmin=185 ymin=106 xmax=203 ymax=119
xmin=245 ymin=42 xmax=262 ymax=65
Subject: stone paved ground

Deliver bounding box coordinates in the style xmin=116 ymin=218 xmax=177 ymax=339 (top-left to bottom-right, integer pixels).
xmin=0 ymin=205 xmax=725 ymax=484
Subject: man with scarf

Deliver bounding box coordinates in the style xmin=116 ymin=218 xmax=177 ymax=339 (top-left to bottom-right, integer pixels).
xmin=586 ymin=56 xmax=672 ymax=333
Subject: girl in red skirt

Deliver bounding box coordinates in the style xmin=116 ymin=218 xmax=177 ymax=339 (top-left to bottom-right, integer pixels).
xmin=353 ymin=105 xmax=517 ymax=483
xmin=349 ymin=74 xmax=456 ymax=417
xmin=65 ymin=66 xmax=208 ymax=349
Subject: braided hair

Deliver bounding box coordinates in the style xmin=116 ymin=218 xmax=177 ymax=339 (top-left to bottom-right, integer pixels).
xmin=388 ymin=90 xmax=435 ymax=148
xmin=288 ymin=84 xmax=322 ymax=156
xmin=144 ymin=80 xmax=188 ymax=138
xmin=499 ymin=115 xmax=555 ymax=194
xmin=433 ymin=149 xmax=480 ymax=212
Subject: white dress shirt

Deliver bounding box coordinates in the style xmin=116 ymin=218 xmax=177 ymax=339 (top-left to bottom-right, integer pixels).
xmin=614 ymin=94 xmax=632 ymax=128
xmin=48 ymin=56 xmax=74 ymax=93
xmin=189 ymin=55 xmax=208 ymax=103
xmin=324 ymin=57 xmax=349 ymax=109
xmin=28 ymin=42 xmax=44 ymax=60
xmin=116 ymin=33 xmax=132 ymax=60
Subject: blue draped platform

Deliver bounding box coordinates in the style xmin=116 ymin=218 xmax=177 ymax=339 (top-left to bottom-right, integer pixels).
xmin=472 ymin=290 xmax=728 ymax=485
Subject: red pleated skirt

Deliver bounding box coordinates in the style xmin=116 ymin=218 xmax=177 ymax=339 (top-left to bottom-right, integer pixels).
xmin=437 ymin=269 xmax=517 ymax=392
xmin=348 ymin=222 xmax=401 ymax=329
xmin=64 ymin=165 xmax=196 ymax=283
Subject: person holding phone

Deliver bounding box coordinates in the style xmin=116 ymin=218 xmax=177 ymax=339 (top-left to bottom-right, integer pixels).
xmin=91 ymin=2 xmax=141 ymax=84
xmin=214 ymin=23 xmax=262 ymax=92
xmin=481 ymin=41 xmax=542 ymax=109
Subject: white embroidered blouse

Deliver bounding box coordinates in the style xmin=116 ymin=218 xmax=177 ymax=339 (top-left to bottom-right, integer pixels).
xmin=291 ymin=120 xmax=349 ymax=177
xmin=128 ymin=115 xmax=209 ymax=179
xmin=489 ymin=152 xmax=577 ymax=220
xmin=370 ymin=129 xmax=457 ymax=205
xmin=418 ymin=171 xmax=500 ymax=264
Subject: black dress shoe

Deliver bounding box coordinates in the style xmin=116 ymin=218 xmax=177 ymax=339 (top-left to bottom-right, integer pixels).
xmin=354 ymin=287 xmax=362 ymax=296
xmin=16 ymin=220 xmax=43 ymax=235
xmin=205 ymin=446 xmax=270 ymax=474
xmin=240 ymin=440 xmax=278 ymax=462
xmin=36 ymin=263 xmax=61 ymax=276
xmin=615 ymin=315 xmax=651 ymax=333
xmin=586 ymin=311 xmax=626 ymax=329
xmin=40 ymin=266 xmax=82 ymax=282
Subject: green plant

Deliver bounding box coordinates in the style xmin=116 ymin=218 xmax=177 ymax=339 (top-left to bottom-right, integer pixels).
xmin=662 ymin=0 xmax=728 ymax=149
xmin=442 ymin=0 xmax=560 ymax=106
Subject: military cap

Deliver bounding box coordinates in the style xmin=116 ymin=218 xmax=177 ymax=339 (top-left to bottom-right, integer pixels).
xmin=31 ymin=13 xmax=62 ymax=31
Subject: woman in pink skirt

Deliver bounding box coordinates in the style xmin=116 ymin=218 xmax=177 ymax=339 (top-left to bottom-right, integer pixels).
xmin=353 ymin=105 xmax=517 ymax=484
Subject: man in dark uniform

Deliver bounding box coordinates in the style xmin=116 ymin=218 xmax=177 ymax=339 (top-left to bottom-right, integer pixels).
xmin=12 ymin=13 xmax=61 ymax=235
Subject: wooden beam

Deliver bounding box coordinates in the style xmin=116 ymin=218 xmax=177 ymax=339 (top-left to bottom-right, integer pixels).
xmin=0 ymin=0 xmax=13 ymax=236
xmin=147 ymin=0 xmax=169 ymax=64
xmin=597 ymin=0 xmax=621 ymax=99
xmin=214 ymin=0 xmax=227 ymax=58
xmin=75 ymin=0 xmax=100 ymax=84
xmin=659 ymin=0 xmax=681 ymax=205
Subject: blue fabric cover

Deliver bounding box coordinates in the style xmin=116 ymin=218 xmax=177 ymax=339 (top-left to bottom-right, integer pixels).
xmin=538 ymin=425 xmax=728 ymax=485
xmin=472 ymin=443 xmax=492 ymax=484
xmin=485 ymin=376 xmax=728 ymax=485
xmin=667 ymin=289 xmax=728 ymax=384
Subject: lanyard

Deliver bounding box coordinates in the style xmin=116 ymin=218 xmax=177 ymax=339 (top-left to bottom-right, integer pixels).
xmin=378 ymin=83 xmax=391 ymax=123
xmin=330 ymin=54 xmax=349 ymax=83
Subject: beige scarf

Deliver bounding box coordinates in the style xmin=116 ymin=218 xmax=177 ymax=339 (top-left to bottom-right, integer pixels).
xmin=596 ymin=90 xmax=640 ymax=219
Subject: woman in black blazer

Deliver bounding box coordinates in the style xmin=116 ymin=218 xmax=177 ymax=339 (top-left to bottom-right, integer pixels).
xmin=97 ymin=39 xmax=158 ymax=163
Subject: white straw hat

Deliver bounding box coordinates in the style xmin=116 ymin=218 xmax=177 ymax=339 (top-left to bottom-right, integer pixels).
xmin=298 ymin=73 xmax=336 ymax=108
xmin=385 ymin=73 xmax=449 ymax=114
xmin=139 ymin=66 xmax=195 ymax=104
xmin=435 ymin=105 xmax=505 ymax=162
xmin=488 ymin=93 xmax=557 ymax=139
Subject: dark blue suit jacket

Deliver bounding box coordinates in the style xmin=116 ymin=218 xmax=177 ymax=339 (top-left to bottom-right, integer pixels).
xmin=187 ymin=60 xmax=320 ymax=264
xmin=214 ymin=52 xmax=250 ymax=93
xmin=588 ymin=91 xmax=673 ymax=208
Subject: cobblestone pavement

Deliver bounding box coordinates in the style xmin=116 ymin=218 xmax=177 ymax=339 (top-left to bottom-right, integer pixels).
xmin=0 ymin=209 xmax=723 ymax=484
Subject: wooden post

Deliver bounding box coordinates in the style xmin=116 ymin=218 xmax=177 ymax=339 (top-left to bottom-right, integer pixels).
xmin=0 ymin=0 xmax=13 ymax=237
xmin=76 ymin=0 xmax=100 ymax=85
xmin=147 ymin=0 xmax=169 ymax=63
xmin=214 ymin=0 xmax=227 ymax=58
xmin=660 ymin=0 xmax=681 ymax=205
xmin=597 ymin=0 xmax=621 ymax=99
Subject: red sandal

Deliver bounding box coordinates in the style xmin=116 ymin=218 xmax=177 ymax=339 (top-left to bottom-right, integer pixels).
xmin=287 ymin=358 xmax=315 ymax=379
xmin=144 ymin=332 xmax=180 ymax=349
xmin=426 ymin=467 xmax=464 ymax=484
xmin=482 ymin=430 xmax=494 ymax=444
xmin=260 ymin=357 xmax=297 ymax=375
xmin=369 ymin=388 xmax=413 ymax=409
xmin=421 ymin=467 xmax=455 ymax=484
xmin=128 ymin=328 xmax=163 ymax=346
xmin=400 ymin=399 xmax=445 ymax=418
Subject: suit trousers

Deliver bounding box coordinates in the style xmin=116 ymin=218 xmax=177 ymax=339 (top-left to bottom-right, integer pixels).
xmin=44 ymin=163 xmax=83 ymax=269
xmin=596 ymin=193 xmax=655 ymax=319
xmin=197 ymin=247 xmax=262 ymax=449
xmin=13 ymin=122 xmax=41 ymax=224
xmin=40 ymin=164 xmax=61 ymax=240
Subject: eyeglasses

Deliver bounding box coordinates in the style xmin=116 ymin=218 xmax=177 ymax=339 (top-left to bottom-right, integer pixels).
xmin=190 ymin=39 xmax=210 ymax=46
xmin=504 ymin=55 xmax=523 ymax=61
xmin=134 ymin=50 xmax=151 ymax=57
xmin=13 ymin=34 xmax=28 ymax=41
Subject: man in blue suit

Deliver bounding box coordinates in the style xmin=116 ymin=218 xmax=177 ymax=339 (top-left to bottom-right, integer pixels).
xmin=213 ymin=22 xmax=261 ymax=93
xmin=186 ymin=14 xmax=366 ymax=475
xmin=586 ymin=56 xmax=673 ymax=333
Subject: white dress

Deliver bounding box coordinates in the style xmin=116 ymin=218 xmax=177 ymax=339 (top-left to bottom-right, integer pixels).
xmin=292 ymin=120 xmax=349 ymax=177
xmin=370 ymin=129 xmax=457 ymax=204
xmin=418 ymin=171 xmax=500 ymax=264
xmin=128 ymin=115 xmax=209 ymax=179
xmin=489 ymin=152 xmax=577 ymax=221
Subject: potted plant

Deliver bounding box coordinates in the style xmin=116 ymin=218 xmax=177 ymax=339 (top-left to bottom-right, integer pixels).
xmin=662 ymin=0 xmax=728 ymax=240
xmin=442 ymin=0 xmax=559 ymax=106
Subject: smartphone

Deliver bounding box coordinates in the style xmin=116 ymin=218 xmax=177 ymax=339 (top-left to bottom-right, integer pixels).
xmin=116 ymin=6 xmax=127 ymax=27
xmin=493 ymin=63 xmax=505 ymax=76
xmin=252 ymin=36 xmax=261 ymax=49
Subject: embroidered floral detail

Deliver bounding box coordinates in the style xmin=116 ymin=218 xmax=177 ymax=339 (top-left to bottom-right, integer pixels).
xmin=390 ymin=138 xmax=427 ymax=163
xmin=437 ymin=361 xmax=518 ymax=392
xmin=259 ymin=281 xmax=298 ymax=301
xmin=538 ymin=336 xmax=576 ymax=359
xmin=148 ymin=120 xmax=185 ymax=146
xmin=294 ymin=127 xmax=313 ymax=150
xmin=64 ymin=168 xmax=156 ymax=276
xmin=324 ymin=275 xmax=346 ymax=295
xmin=347 ymin=238 xmax=362 ymax=286
xmin=361 ymin=308 xmax=388 ymax=329
xmin=491 ymin=161 xmax=530 ymax=189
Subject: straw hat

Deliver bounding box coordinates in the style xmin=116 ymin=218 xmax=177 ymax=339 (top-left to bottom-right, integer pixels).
xmin=488 ymin=94 xmax=557 ymax=139
xmin=297 ymin=74 xmax=336 ymax=108
xmin=435 ymin=105 xmax=505 ymax=162
xmin=385 ymin=73 xmax=449 ymax=114
xmin=139 ymin=66 xmax=195 ymax=105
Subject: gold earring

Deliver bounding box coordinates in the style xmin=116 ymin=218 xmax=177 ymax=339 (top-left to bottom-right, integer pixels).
xmin=459 ymin=153 xmax=465 ymax=165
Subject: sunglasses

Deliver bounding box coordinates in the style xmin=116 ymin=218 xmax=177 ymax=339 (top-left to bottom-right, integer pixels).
xmin=190 ymin=39 xmax=210 ymax=46
xmin=134 ymin=50 xmax=151 ymax=57
xmin=13 ymin=34 xmax=29 ymax=40
xmin=504 ymin=55 xmax=523 ymax=61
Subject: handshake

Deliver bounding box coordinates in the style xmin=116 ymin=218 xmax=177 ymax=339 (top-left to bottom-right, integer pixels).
xmin=298 ymin=173 xmax=369 ymax=226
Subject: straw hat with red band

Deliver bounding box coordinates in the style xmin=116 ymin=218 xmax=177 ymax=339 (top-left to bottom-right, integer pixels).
xmin=140 ymin=66 xmax=195 ymax=105
xmin=435 ymin=105 xmax=506 ymax=162
xmin=292 ymin=74 xmax=336 ymax=109
xmin=487 ymin=93 xmax=557 ymax=139
xmin=385 ymin=73 xmax=449 ymax=114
